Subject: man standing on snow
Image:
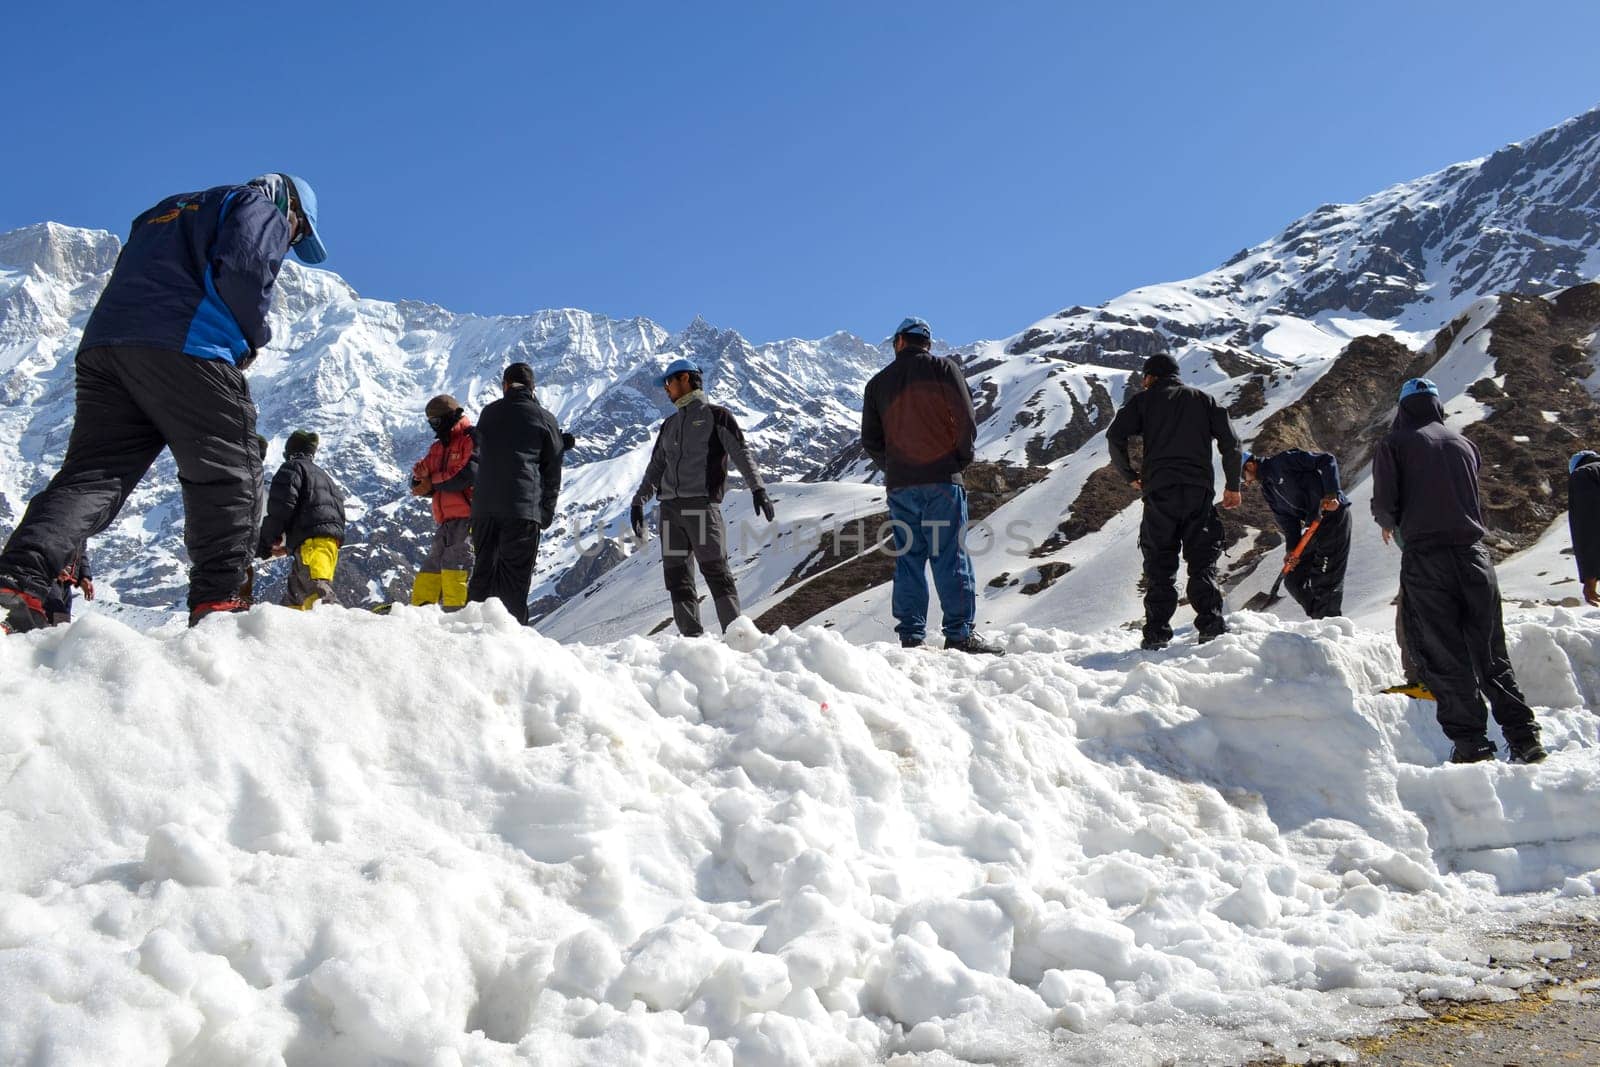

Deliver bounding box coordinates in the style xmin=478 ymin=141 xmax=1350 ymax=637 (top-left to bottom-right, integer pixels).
xmin=1108 ymin=353 xmax=1243 ymax=650
xmin=257 ymin=430 xmax=346 ymax=610
xmin=1242 ymin=448 xmax=1350 ymax=618
xmin=630 ymin=358 xmax=773 ymax=637
xmin=1568 ymin=450 xmax=1600 ymax=608
xmin=468 ymin=363 xmax=565 ymax=625
xmin=43 ymin=544 xmax=93 ymax=626
xmin=860 ymin=317 xmax=1000 ymax=654
xmin=0 ymin=173 xmax=328 ymax=632
xmin=1372 ymin=377 xmax=1544 ymax=764
xmin=410 ymin=394 xmax=477 ymax=611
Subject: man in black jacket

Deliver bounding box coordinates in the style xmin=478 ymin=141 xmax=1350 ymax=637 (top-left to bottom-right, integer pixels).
xmin=1108 ymin=353 xmax=1243 ymax=649
xmin=257 ymin=430 xmax=346 ymax=609
xmin=1242 ymin=448 xmax=1350 ymax=618
xmin=0 ymin=174 xmax=327 ymax=632
xmin=1372 ymin=378 xmax=1544 ymax=764
xmin=469 ymin=363 xmax=565 ymax=624
xmin=1568 ymin=450 xmax=1600 ymax=607
xmin=860 ymin=318 xmax=1001 ymax=655
xmin=630 ymin=358 xmax=773 ymax=637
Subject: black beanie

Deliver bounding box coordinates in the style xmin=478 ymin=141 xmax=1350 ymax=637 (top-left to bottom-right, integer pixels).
xmin=1143 ymin=353 xmax=1180 ymax=378
xmin=503 ymin=362 xmax=535 ymax=390
xmin=286 ymin=429 xmax=319 ymax=457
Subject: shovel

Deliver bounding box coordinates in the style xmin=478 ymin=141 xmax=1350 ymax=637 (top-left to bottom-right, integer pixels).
xmin=1244 ymin=516 xmax=1322 ymax=611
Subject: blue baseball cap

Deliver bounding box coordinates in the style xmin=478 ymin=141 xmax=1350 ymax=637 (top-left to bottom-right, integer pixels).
xmin=894 ymin=317 xmax=932 ymax=339
xmin=1241 ymin=450 xmax=1254 ymax=468
xmin=283 ymin=174 xmax=327 ymax=265
xmin=1399 ymin=377 xmax=1439 ymax=401
xmin=660 ymin=357 xmax=699 ymax=386
xmin=1570 ymin=450 xmax=1599 ymax=474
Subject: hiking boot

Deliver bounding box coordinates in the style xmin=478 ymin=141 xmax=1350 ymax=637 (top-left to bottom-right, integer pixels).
xmin=1140 ymin=637 xmax=1168 ymax=651
xmin=900 ymin=637 xmax=924 ymax=649
xmin=1382 ymin=681 xmax=1437 ymax=701
xmin=0 ymin=585 xmax=47 ymax=634
xmin=945 ymin=633 xmax=1005 ymax=656
xmin=188 ymin=599 xmax=250 ymax=627
xmin=1449 ymin=738 xmax=1497 ymax=764
xmin=1196 ymin=627 xmax=1228 ymax=646
xmin=1508 ymin=737 xmax=1548 ymax=765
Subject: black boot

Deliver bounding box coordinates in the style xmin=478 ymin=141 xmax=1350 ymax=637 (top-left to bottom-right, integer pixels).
xmin=945 ymin=633 xmax=1005 ymax=656
xmin=1508 ymin=737 xmax=1548 ymax=765
xmin=1449 ymin=738 xmax=1497 ymax=764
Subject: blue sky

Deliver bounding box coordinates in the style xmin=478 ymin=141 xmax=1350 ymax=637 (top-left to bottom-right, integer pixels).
xmin=3 ymin=2 xmax=1597 ymax=345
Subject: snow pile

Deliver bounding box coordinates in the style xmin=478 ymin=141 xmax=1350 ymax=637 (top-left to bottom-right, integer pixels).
xmin=3 ymin=605 xmax=1599 ymax=1065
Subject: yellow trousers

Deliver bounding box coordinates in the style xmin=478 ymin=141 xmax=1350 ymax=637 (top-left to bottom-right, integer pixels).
xmin=411 ymin=569 xmax=468 ymax=608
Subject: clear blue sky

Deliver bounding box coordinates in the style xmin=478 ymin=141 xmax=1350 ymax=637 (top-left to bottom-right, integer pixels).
xmin=3 ymin=2 xmax=1597 ymax=345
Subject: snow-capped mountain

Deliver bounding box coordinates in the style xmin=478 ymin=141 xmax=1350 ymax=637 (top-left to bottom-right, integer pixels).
xmin=3 ymin=105 xmax=1599 ymax=629
xmin=0 ymin=227 xmax=896 ymax=609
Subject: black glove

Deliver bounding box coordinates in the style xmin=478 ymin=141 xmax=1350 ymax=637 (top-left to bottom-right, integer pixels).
xmin=561 ymin=432 xmax=576 ymax=453
xmin=630 ymin=502 xmax=646 ymax=540
xmin=753 ymin=488 xmax=775 ymax=522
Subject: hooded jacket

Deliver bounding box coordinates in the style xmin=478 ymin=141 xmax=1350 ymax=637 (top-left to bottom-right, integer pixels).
xmin=416 ymin=416 xmax=477 ymax=524
xmin=80 ymin=183 xmax=292 ymax=365
xmin=257 ymin=452 xmax=346 ymax=557
xmin=472 ymin=387 xmax=565 ymax=527
xmin=1569 ymin=457 xmax=1600 ymax=581
xmin=1107 ymin=375 xmax=1242 ymax=495
xmin=1256 ymin=449 xmax=1349 ymax=538
xmin=860 ymin=350 xmax=978 ymax=490
xmin=634 ymin=393 xmax=765 ymax=505
xmin=1370 ymin=394 xmax=1486 ymax=549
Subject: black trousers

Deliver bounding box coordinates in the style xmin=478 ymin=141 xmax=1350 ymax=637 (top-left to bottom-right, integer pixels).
xmin=468 ymin=517 xmax=542 ymax=625
xmin=0 ymin=346 xmax=259 ymax=608
xmin=1139 ymin=484 xmax=1225 ymax=644
xmin=1283 ymin=504 xmax=1350 ymax=619
xmin=1400 ymin=542 xmax=1538 ymax=745
xmin=660 ymin=498 xmax=740 ymax=636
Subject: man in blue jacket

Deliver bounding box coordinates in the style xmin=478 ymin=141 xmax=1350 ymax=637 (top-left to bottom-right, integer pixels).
xmin=0 ymin=174 xmax=326 ymax=632
xmin=861 ymin=317 xmax=1002 ymax=655
xmin=1372 ymin=378 xmax=1544 ymax=764
xmin=1242 ymin=448 xmax=1350 ymax=618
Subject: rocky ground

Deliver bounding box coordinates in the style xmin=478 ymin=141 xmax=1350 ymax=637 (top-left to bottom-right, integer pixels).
xmin=1251 ymin=902 xmax=1600 ymax=1066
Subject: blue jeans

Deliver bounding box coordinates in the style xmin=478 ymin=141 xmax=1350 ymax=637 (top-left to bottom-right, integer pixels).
xmin=887 ymin=484 xmax=976 ymax=641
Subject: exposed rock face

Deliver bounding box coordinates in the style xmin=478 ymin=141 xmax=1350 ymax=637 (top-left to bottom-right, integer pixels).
xmin=1466 ymin=284 xmax=1600 ymax=555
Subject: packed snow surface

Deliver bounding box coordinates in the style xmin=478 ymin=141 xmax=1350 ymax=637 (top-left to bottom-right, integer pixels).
xmin=3 ymin=604 xmax=1599 ymax=1066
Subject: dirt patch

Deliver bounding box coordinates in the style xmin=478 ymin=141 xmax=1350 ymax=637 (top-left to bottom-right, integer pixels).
xmin=1247 ymin=903 xmax=1600 ymax=1067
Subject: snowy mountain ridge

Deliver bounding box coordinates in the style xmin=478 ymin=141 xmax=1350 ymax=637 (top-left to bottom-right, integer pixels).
xmin=3 ymin=105 xmax=1600 ymax=629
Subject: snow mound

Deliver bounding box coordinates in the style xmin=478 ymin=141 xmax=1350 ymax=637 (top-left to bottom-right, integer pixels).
xmin=2 ymin=605 xmax=1599 ymax=1065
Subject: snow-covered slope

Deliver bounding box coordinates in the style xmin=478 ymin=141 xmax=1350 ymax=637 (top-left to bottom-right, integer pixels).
xmin=3 ymin=605 xmax=1600 ymax=1066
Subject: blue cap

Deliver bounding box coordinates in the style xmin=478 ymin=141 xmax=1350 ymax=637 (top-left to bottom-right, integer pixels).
xmin=894 ymin=317 xmax=932 ymax=339
xmin=1399 ymin=377 xmax=1439 ymax=401
xmin=1570 ymin=450 xmax=1599 ymax=475
xmin=660 ymin=357 xmax=699 ymax=386
xmin=283 ymin=174 xmax=327 ymax=265
xmin=1241 ymin=450 xmax=1254 ymax=468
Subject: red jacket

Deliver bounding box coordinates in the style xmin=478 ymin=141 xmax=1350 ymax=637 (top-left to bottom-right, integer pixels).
xmin=414 ymin=417 xmax=476 ymax=524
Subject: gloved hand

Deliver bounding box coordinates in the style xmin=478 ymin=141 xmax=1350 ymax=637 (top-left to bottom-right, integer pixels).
xmin=411 ymin=474 xmax=433 ymax=497
xmin=630 ymin=502 xmax=647 ymax=540
xmin=561 ymin=432 xmax=576 ymax=453
xmin=753 ymin=488 xmax=775 ymax=522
